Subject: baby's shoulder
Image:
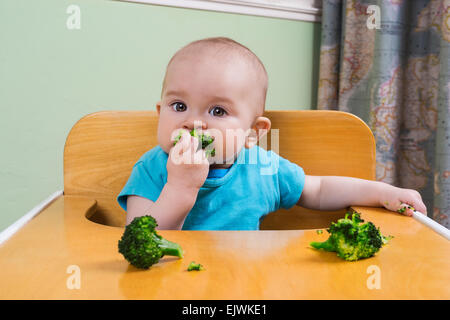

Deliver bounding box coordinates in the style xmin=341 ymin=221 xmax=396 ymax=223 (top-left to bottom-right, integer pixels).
xmin=136 ymin=145 xmax=168 ymax=166
xmin=246 ymin=145 xmax=284 ymax=165
xmin=245 ymin=145 xmax=301 ymax=178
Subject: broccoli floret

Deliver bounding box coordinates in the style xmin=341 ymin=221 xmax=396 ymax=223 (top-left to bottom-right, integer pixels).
xmin=310 ymin=211 xmax=393 ymax=261
xmin=118 ymin=215 xmax=183 ymax=269
xmin=173 ymin=128 xmax=215 ymax=157
xmin=187 ymin=261 xmax=205 ymax=271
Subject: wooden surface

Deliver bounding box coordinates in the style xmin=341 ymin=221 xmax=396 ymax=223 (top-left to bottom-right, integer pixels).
xmin=64 ymin=110 xmax=376 ymax=229
xmin=0 ymin=195 xmax=448 ymax=300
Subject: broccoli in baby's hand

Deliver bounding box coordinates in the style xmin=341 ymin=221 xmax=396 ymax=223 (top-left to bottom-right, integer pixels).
xmin=310 ymin=211 xmax=393 ymax=261
xmin=118 ymin=215 xmax=183 ymax=269
xmin=173 ymin=128 xmax=215 ymax=157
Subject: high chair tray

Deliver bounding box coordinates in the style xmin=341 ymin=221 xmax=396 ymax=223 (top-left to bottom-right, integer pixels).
xmin=0 ymin=195 xmax=448 ymax=299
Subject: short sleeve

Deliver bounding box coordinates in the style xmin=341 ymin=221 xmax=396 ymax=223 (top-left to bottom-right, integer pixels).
xmin=277 ymin=156 xmax=306 ymax=210
xmin=117 ymin=161 xmax=164 ymax=212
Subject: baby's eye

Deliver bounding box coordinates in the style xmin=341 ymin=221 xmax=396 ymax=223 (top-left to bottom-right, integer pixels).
xmin=171 ymin=102 xmax=187 ymax=112
xmin=210 ymin=106 xmax=227 ymax=117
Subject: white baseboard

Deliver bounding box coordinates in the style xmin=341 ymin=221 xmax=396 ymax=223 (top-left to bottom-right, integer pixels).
xmin=0 ymin=190 xmax=63 ymax=246
xmin=117 ymin=0 xmax=322 ymax=22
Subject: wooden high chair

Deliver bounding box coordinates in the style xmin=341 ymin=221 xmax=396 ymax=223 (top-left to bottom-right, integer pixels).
xmin=63 ymin=110 xmax=376 ymax=230
xmin=3 ymin=109 xmax=450 ymax=300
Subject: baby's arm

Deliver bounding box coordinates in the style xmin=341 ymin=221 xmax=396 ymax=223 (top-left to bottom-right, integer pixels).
xmin=126 ymin=130 xmax=209 ymax=229
xmin=126 ymin=184 xmax=199 ymax=228
xmin=297 ymin=175 xmax=427 ymax=216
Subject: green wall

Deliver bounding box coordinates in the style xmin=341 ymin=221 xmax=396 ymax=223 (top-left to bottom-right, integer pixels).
xmin=0 ymin=0 xmax=321 ymax=233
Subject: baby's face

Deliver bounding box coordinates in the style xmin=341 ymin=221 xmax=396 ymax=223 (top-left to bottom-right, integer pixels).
xmin=156 ymin=51 xmax=265 ymax=167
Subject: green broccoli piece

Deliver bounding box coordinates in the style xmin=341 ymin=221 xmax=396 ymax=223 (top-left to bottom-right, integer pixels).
xmin=187 ymin=261 xmax=205 ymax=271
xmin=397 ymin=205 xmax=414 ymax=214
xmin=118 ymin=215 xmax=183 ymax=269
xmin=397 ymin=207 xmax=406 ymax=214
xmin=310 ymin=211 xmax=393 ymax=261
xmin=173 ymin=128 xmax=215 ymax=157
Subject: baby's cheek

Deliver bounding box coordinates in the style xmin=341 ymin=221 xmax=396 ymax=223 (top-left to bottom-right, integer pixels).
xmin=209 ymin=130 xmax=247 ymax=164
xmin=209 ymin=136 xmax=231 ymax=164
xmin=161 ymin=142 xmax=173 ymax=155
xmin=225 ymin=137 xmax=245 ymax=160
xmin=223 ymin=143 xmax=237 ymax=163
xmin=157 ymin=128 xmax=176 ymax=154
xmin=210 ymin=137 xmax=226 ymax=162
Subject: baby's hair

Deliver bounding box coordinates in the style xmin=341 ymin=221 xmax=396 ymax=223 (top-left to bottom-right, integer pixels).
xmin=161 ymin=37 xmax=268 ymax=116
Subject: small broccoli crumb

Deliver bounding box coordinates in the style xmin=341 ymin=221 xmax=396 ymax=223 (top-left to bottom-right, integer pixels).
xmin=316 ymin=229 xmax=323 ymax=235
xmin=187 ymin=261 xmax=205 ymax=271
xmin=382 ymin=234 xmax=394 ymax=244
xmin=397 ymin=207 xmax=406 ymax=213
xmin=397 ymin=205 xmax=415 ymax=214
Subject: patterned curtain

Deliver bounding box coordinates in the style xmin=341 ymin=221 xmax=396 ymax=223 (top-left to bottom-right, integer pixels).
xmin=318 ymin=0 xmax=450 ymax=227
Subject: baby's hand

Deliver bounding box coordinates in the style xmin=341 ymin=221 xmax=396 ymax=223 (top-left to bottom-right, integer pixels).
xmin=167 ymin=129 xmax=210 ymax=191
xmin=380 ymin=186 xmax=427 ymax=217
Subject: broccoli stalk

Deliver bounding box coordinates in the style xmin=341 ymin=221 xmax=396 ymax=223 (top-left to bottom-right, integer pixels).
xmin=118 ymin=215 xmax=183 ymax=269
xmin=310 ymin=238 xmax=335 ymax=252
xmin=153 ymin=234 xmax=184 ymax=257
xmin=310 ymin=211 xmax=393 ymax=261
xmin=173 ymin=128 xmax=215 ymax=157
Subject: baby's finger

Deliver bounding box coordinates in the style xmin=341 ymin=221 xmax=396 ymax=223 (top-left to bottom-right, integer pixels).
xmin=186 ymin=137 xmax=201 ymax=164
xmin=396 ymin=202 xmax=413 ymax=216
xmin=171 ymin=129 xmax=188 ymax=144
xmin=193 ymin=148 xmax=208 ymax=165
xmin=169 ymin=141 xmax=184 ymax=165
xmin=412 ymin=197 xmax=428 ymax=216
xmin=172 ymin=132 xmax=193 ymax=165
xmin=397 ymin=202 xmax=426 ymax=217
xmin=400 ymin=192 xmax=428 ymax=216
xmin=191 ymin=136 xmax=200 ymax=152
xmin=179 ymin=131 xmax=193 ymax=154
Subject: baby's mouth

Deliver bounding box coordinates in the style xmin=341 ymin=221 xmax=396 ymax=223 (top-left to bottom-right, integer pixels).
xmin=197 ymin=130 xmax=215 ymax=158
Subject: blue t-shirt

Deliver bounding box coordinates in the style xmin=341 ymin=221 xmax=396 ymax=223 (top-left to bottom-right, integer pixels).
xmin=207 ymin=168 xmax=230 ymax=179
xmin=117 ymin=145 xmax=305 ymax=230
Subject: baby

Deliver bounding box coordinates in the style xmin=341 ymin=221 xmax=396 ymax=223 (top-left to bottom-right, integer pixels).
xmin=117 ymin=37 xmax=427 ymax=230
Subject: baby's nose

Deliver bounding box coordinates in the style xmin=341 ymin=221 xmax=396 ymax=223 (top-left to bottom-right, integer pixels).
xmin=183 ymin=119 xmax=207 ymax=131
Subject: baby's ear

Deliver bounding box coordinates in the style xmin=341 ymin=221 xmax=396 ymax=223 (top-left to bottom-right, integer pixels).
xmin=245 ymin=129 xmax=259 ymax=149
xmin=245 ymin=116 xmax=271 ymax=148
